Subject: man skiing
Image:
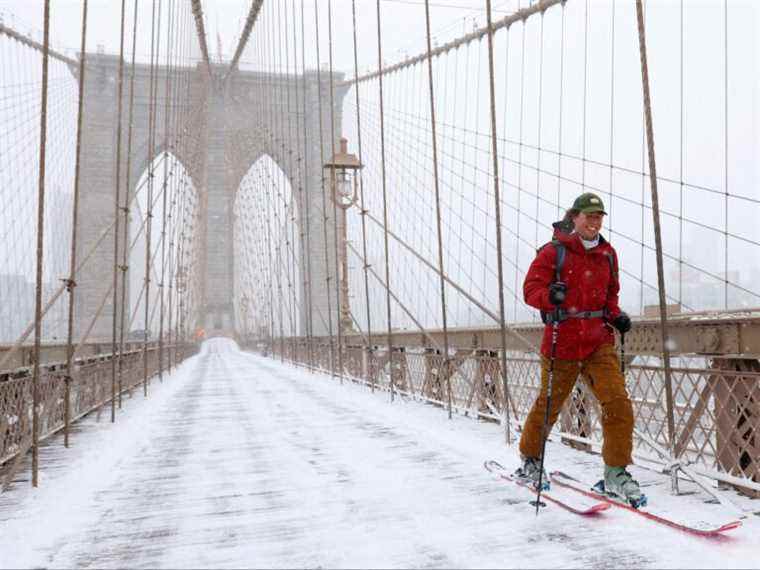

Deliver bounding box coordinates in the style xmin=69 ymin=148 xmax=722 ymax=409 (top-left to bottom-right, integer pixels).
xmin=516 ymin=192 xmax=645 ymax=507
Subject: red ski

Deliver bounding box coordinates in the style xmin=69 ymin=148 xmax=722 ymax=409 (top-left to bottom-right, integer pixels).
xmin=484 ymin=460 xmax=610 ymax=516
xmin=550 ymin=471 xmax=742 ymax=537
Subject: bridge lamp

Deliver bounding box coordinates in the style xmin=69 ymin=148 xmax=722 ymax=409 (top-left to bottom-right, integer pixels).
xmin=324 ymin=137 xmax=362 ymax=210
xmin=324 ymin=137 xmax=363 ymax=333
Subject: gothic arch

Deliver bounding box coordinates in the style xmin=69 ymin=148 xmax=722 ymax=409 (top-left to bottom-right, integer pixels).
xmin=71 ymin=54 xmax=347 ymax=339
xmin=233 ymin=154 xmax=300 ymax=336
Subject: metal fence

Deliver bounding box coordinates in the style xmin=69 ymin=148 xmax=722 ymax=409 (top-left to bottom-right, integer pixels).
xmin=0 ymin=343 xmax=198 ymax=488
xmin=262 ymin=339 xmax=759 ymax=497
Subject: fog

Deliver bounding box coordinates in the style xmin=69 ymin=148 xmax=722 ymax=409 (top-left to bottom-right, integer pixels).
xmin=0 ymin=0 xmax=758 ymax=340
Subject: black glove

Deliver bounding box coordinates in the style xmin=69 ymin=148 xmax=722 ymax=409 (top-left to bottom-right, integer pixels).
xmin=548 ymin=282 xmax=567 ymax=306
xmin=612 ymin=312 xmax=632 ymax=334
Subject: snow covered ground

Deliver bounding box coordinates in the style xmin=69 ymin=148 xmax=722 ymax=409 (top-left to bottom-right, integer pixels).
xmin=0 ymin=338 xmax=758 ymax=569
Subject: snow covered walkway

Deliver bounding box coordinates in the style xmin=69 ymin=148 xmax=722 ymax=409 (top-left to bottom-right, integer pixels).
xmin=0 ymin=339 xmax=758 ymax=569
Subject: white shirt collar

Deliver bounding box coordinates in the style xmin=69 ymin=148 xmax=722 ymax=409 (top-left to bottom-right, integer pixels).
xmin=579 ymin=235 xmax=600 ymax=250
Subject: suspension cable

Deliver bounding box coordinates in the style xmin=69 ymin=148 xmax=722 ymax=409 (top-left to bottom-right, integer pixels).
xmin=350 ymin=0 xmax=375 ymax=387
xmin=313 ymin=0 xmax=336 ymax=376
xmin=347 ymin=0 xmax=563 ymax=86
xmin=228 ymin=0 xmax=264 ymax=73
xmin=143 ymin=0 xmax=161 ymax=397
xmin=63 ymin=0 xmax=89 ymax=448
xmin=190 ymin=0 xmax=212 ymax=74
xmin=110 ymin=0 xmax=128 ymax=423
xmin=31 ymin=0 xmax=51 ymax=489
xmin=375 ymin=0 xmax=396 ymax=401
xmin=634 ymin=0 xmax=677 ymax=465
xmin=118 ymin=0 xmax=141 ymax=407
xmin=423 ymin=0 xmax=452 ymax=418
xmin=299 ymin=0 xmax=315 ymax=370
xmin=324 ymin=0 xmax=345 ymax=382
xmin=484 ymin=0 xmax=513 ymax=443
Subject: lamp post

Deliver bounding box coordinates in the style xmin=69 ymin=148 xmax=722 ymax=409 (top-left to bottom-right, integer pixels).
xmin=240 ymin=293 xmax=250 ymax=341
xmin=323 ymin=137 xmax=363 ymax=334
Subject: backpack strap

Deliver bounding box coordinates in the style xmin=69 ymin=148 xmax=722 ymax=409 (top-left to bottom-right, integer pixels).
xmin=603 ymin=251 xmax=616 ymax=280
xmin=603 ymin=250 xmax=618 ymax=322
xmin=552 ymin=239 xmax=565 ymax=284
xmin=539 ymin=240 xmax=566 ymax=325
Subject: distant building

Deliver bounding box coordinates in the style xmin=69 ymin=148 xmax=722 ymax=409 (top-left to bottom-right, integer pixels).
xmin=667 ymin=264 xmax=756 ymax=312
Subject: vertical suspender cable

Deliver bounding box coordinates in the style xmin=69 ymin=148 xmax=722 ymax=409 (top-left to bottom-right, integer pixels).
xmin=581 ymin=0 xmax=589 ymax=190
xmin=31 ymin=0 xmax=51 ymax=488
xmin=111 ymin=0 xmax=128 ymax=422
xmin=300 ymin=0 xmax=315 ymax=370
xmin=262 ymin=11 xmax=277 ymax=358
xmin=272 ymin=8 xmax=286 ymax=362
xmin=263 ymin=167 xmax=279 ymax=361
xmin=556 ymin=3 xmax=565 ymax=219
xmin=678 ymin=0 xmax=683 ymax=307
xmin=723 ymin=0 xmax=728 ymax=309
xmin=175 ymin=0 xmax=188 ymax=362
xmin=513 ymin=16 xmax=526 ymax=320
xmin=351 ymin=0 xmax=375 ymax=389
xmin=326 ymin=0 xmax=345 ymax=383
xmin=275 ymin=1 xmax=287 ymax=353
xmin=64 ymin=0 xmax=89 ymax=448
xmin=485 ymin=0 xmax=513 ymax=444
xmin=144 ymin=0 xmax=161 ymax=396
xmin=167 ymin=0 xmax=181 ymax=371
xmin=159 ymin=0 xmax=176 ymax=381
xmin=314 ymin=0 xmax=336 ymax=376
xmin=423 ymin=0 xmax=452 ymax=419
xmin=118 ymin=0 xmax=140 ymax=407
xmin=374 ymin=0 xmax=395 ymax=401
xmin=283 ymin=0 xmax=299 ymax=362
xmin=634 ymin=0 xmax=677 ymax=478
xmin=608 ymin=1 xmax=616 ymax=241
xmin=534 ymin=12 xmax=545 ymax=250
xmin=265 ymin=7 xmax=282 ymax=361
xmin=290 ymin=0 xmax=307 ymax=363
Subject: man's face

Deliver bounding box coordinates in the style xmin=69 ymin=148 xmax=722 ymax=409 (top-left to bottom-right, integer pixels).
xmin=574 ymin=211 xmax=604 ymax=240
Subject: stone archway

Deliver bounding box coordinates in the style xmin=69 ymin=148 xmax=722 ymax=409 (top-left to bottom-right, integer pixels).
xmin=72 ymin=53 xmax=348 ymax=340
xmin=233 ymin=153 xmax=300 ymax=338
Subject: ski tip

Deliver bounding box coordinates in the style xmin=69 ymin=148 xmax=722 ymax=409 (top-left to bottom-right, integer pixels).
xmin=716 ymin=520 xmax=742 ymax=533
xmin=484 ymin=459 xmax=505 ymax=472
xmin=589 ymin=502 xmax=612 ymax=513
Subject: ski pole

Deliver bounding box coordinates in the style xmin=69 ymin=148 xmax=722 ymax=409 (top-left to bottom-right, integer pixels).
xmin=620 ymin=332 xmax=626 ymax=375
xmin=532 ymin=315 xmax=559 ymax=515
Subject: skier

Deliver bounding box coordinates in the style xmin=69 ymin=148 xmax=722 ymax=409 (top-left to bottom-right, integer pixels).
xmin=516 ymin=192 xmax=645 ymax=507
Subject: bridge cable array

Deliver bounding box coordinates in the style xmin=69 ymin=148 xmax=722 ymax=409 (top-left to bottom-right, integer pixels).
xmin=1 ymin=0 xmax=759 ymax=497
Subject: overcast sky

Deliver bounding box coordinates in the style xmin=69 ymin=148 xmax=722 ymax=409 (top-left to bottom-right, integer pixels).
xmin=0 ymin=0 xmax=759 ymax=334
xmin=0 ymin=0 xmax=531 ymax=74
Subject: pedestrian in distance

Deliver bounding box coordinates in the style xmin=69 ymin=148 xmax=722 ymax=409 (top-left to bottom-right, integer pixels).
xmin=515 ymin=192 xmax=645 ymax=508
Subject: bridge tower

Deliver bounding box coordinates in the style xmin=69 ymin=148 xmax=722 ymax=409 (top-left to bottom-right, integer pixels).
xmin=72 ymin=53 xmax=347 ymax=340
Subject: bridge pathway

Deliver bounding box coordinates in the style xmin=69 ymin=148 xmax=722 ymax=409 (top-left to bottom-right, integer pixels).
xmin=0 ymin=339 xmax=757 ymax=568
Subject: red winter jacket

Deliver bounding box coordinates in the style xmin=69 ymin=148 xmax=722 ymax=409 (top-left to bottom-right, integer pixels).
xmin=524 ymin=224 xmax=622 ymax=360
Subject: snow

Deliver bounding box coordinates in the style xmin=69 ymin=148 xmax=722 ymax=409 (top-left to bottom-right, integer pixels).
xmin=1 ymin=338 xmax=758 ymax=569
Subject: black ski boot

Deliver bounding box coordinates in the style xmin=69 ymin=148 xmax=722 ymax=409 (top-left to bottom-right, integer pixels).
xmin=514 ymin=456 xmax=550 ymax=491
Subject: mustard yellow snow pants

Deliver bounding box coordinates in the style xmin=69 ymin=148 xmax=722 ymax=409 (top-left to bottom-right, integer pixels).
xmin=519 ymin=343 xmax=634 ymax=467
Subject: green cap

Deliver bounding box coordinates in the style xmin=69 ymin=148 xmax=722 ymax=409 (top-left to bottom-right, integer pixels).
xmin=572 ymin=192 xmax=606 ymax=215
